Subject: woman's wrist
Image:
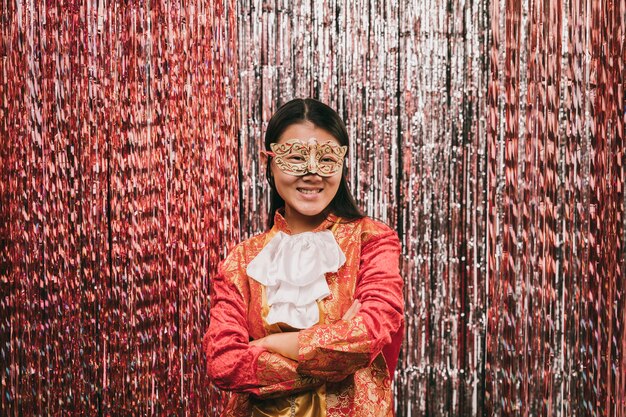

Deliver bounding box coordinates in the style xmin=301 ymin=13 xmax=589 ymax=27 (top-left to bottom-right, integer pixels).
xmin=250 ymin=331 xmax=301 ymax=361
xmin=253 ymin=332 xmax=300 ymax=361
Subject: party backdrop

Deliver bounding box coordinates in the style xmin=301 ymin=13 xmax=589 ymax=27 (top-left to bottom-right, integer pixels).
xmin=1 ymin=1 xmax=624 ymax=417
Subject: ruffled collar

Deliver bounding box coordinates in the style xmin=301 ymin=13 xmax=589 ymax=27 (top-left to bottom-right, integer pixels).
xmin=272 ymin=208 xmax=339 ymax=235
xmin=246 ymin=209 xmax=345 ymax=329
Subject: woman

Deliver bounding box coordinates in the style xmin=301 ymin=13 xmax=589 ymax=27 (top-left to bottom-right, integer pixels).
xmin=203 ymin=98 xmax=404 ymax=416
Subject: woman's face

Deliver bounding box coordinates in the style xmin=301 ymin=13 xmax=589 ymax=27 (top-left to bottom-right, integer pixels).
xmin=271 ymin=121 xmax=343 ymax=232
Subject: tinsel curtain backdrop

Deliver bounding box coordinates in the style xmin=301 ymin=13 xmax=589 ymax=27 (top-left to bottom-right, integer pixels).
xmin=0 ymin=0 xmax=624 ymax=416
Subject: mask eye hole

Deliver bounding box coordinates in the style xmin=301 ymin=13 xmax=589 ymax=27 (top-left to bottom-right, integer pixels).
xmin=284 ymin=154 xmax=306 ymax=163
xmin=320 ymin=156 xmax=338 ymax=164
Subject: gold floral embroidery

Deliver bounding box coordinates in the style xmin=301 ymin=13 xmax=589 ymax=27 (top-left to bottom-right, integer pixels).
xmin=296 ymin=315 xmax=371 ymax=381
xmin=315 ymin=356 xmax=393 ymax=417
xmin=352 ymin=355 xmax=393 ymax=416
xmin=256 ymin=352 xmax=321 ymax=398
xmin=217 ymin=213 xmax=400 ymax=416
xmin=221 ymin=394 xmax=252 ymax=417
xmin=326 ymin=377 xmax=355 ymax=416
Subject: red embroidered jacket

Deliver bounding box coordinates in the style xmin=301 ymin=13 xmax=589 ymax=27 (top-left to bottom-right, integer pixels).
xmin=203 ymin=211 xmax=404 ymax=416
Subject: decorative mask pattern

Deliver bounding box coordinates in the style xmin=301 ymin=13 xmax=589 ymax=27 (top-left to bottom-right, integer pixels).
xmin=268 ymin=138 xmax=348 ymax=177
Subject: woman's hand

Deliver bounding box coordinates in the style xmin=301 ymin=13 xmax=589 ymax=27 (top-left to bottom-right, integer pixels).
xmin=342 ymin=299 xmax=361 ymax=321
xmin=250 ymin=332 xmax=300 ymax=360
xmin=250 ymin=299 xmax=361 ymax=360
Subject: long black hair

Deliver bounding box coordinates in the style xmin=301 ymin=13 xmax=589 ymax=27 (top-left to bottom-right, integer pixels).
xmin=265 ymin=98 xmax=364 ymax=228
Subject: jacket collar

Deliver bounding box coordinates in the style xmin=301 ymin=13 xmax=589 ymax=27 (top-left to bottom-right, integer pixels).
xmin=272 ymin=208 xmax=339 ymax=235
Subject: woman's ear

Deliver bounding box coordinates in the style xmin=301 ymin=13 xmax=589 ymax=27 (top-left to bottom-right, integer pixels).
xmin=265 ymin=161 xmax=275 ymax=188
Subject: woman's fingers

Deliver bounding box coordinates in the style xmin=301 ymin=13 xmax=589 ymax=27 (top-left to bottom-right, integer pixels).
xmin=342 ymin=299 xmax=361 ymax=321
xmin=349 ymin=300 xmax=362 ymax=319
xmin=342 ymin=301 xmax=355 ymax=320
xmin=249 ymin=337 xmax=268 ymax=348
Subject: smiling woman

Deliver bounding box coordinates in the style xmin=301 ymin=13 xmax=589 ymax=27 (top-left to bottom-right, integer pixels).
xmin=267 ymin=128 xmax=346 ymax=233
xmin=203 ymin=98 xmax=405 ymax=417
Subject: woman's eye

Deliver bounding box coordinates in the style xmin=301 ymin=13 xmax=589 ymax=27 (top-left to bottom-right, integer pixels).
xmin=285 ymin=155 xmax=306 ymax=162
xmin=321 ymin=157 xmax=338 ymax=163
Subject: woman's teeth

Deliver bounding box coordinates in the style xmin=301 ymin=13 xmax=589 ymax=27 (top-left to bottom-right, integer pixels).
xmin=298 ymin=188 xmax=321 ymax=194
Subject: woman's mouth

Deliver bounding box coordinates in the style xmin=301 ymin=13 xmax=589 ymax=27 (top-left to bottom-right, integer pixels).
xmin=297 ymin=188 xmax=323 ymax=194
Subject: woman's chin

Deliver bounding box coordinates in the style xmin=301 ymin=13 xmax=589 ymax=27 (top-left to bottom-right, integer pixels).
xmin=287 ymin=203 xmax=329 ymax=220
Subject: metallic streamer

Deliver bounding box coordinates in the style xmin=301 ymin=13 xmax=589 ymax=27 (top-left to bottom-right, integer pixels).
xmin=1 ymin=1 xmax=624 ymax=416
xmin=1 ymin=1 xmax=238 ymax=416
xmin=486 ymin=1 xmax=625 ymax=417
xmin=237 ymin=1 xmax=624 ymax=416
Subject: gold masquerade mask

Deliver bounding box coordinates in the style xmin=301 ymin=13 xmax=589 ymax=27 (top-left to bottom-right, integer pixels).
xmin=266 ymin=138 xmax=347 ymax=177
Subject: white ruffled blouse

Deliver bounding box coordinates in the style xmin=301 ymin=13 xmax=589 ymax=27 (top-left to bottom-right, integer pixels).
xmin=246 ymin=230 xmax=346 ymax=329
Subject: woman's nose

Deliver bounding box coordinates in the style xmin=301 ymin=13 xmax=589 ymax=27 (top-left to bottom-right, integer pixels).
xmin=301 ymin=172 xmax=323 ymax=181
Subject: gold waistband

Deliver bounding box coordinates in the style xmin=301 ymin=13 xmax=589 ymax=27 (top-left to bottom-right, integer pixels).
xmin=251 ymin=384 xmax=326 ymax=417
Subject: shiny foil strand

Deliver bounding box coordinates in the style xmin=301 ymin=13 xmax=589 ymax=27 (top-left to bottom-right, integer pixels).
xmin=614 ymin=1 xmax=626 ymax=414
xmin=485 ymin=0 xmax=504 ymax=411
xmin=603 ymin=1 xmax=624 ymax=414
xmin=561 ymin=0 xmax=586 ymax=412
xmin=560 ymin=0 xmax=575 ymax=412
xmin=237 ymin=0 xmax=492 ymax=415
xmin=1 ymin=1 xmax=239 ymax=416
xmin=503 ymin=0 xmax=521 ymax=411
xmin=588 ymin=0 xmax=606 ymax=413
xmin=2 ymin=1 xmax=625 ymax=417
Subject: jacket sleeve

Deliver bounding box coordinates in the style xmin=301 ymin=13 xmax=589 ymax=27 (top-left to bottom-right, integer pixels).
xmin=203 ymin=246 xmax=325 ymax=398
xmin=296 ymin=222 xmax=404 ymax=378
